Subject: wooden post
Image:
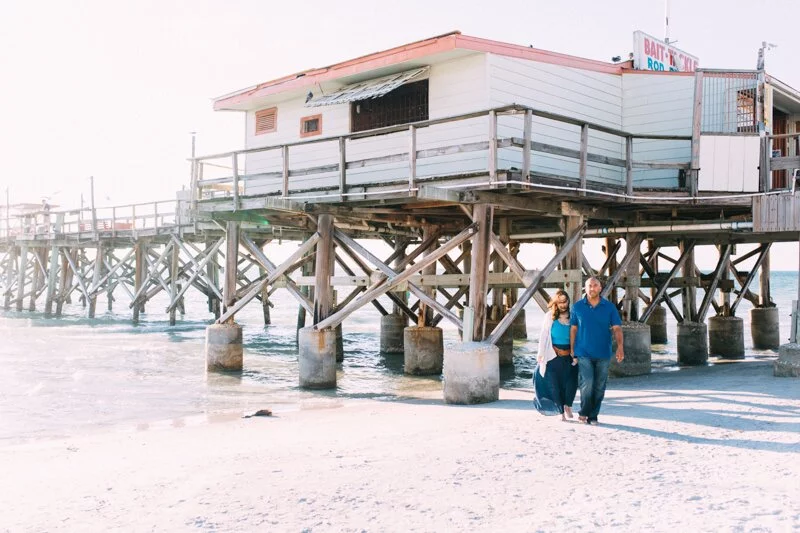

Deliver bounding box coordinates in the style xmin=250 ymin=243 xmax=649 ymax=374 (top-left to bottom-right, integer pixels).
xmin=231 ymin=153 xmax=240 ymax=212
xmin=169 ymin=242 xmax=179 ymax=326
xmin=392 ymin=238 xmax=408 ymax=316
xmin=87 ymin=244 xmax=103 ymax=318
xmin=418 ymin=226 xmax=438 ymax=327
xmin=467 ymin=204 xmax=493 ymax=342
xmin=260 ymin=241 xmax=271 ymax=325
xmin=719 ymin=245 xmax=731 ymax=316
xmin=44 ymin=245 xmax=60 ymax=316
xmin=339 ymin=137 xmax=347 ymax=196
xmin=28 ymin=248 xmax=42 ymax=311
xmin=313 ymin=214 xmax=334 ymax=323
xmin=408 ymin=125 xmax=417 ymax=193
xmin=623 ymin=234 xmax=641 ymax=321
xmin=681 ymin=240 xmax=697 ymax=321
xmin=15 ymin=245 xmax=28 ymax=312
xmin=223 ymin=222 xmax=239 ymax=320
xmin=648 ymin=240 xmax=658 ymax=302
xmin=282 ymin=145 xmax=290 ymax=197
xmin=462 ymin=241 xmax=472 ymax=307
xmin=488 ymin=110 xmax=497 ymax=185
xmin=105 ymin=249 xmax=115 ymax=312
xmin=605 ymin=237 xmax=618 ymax=307
xmin=522 ymin=110 xmax=532 ymax=182
xmin=4 ymin=246 xmax=17 ymax=310
xmin=89 ymin=175 xmax=97 ymax=240
xmin=759 ymin=247 xmax=771 ymax=307
xmin=55 ymin=249 xmax=69 ymax=316
xmin=133 ymin=242 xmax=144 ymax=323
xmin=491 ymin=220 xmax=507 ymax=320
xmin=579 ymin=124 xmax=589 ymax=195
xmin=690 ymin=70 xmax=704 ymax=197
xmin=564 ymin=216 xmax=584 ymax=305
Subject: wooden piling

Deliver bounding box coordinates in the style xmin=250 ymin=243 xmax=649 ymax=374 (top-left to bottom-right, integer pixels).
xmin=467 ymin=205 xmax=492 ymax=342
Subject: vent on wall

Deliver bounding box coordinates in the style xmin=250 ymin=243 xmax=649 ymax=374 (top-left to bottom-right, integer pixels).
xmin=255 ymin=107 xmax=277 ymax=135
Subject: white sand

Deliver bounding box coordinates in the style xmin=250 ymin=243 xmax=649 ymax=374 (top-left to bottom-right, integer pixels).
xmin=1 ymin=360 xmax=798 ymax=532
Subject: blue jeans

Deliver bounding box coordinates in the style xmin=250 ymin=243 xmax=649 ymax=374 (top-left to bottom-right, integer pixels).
xmin=577 ymin=357 xmax=610 ymax=420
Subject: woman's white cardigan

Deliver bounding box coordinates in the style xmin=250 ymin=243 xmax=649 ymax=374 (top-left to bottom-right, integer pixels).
xmin=536 ymin=312 xmax=556 ymax=378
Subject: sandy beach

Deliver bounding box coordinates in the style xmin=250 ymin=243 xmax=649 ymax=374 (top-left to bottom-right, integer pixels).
xmin=1 ymin=359 xmax=798 ymax=532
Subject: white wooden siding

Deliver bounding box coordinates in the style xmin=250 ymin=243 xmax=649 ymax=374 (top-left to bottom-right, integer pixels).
xmin=487 ymin=55 xmax=625 ymax=186
xmin=622 ymin=73 xmax=694 ymax=188
xmin=241 ymin=54 xmax=490 ymax=195
xmin=698 ymin=134 xmax=760 ymax=192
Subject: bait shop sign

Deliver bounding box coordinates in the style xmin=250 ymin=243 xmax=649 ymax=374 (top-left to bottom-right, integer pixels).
xmin=633 ymin=31 xmax=699 ymax=72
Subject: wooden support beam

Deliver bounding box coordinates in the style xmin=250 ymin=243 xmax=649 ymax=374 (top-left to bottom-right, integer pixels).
xmin=731 ymin=243 xmax=771 ymax=314
xmin=333 ymin=230 xmax=459 ymax=328
xmin=15 ymin=245 xmax=28 ymax=311
xmin=640 ymin=242 xmax=694 ymax=323
xmin=217 ymin=232 xmax=320 ymax=325
xmin=166 ymin=238 xmax=224 ymax=314
xmin=698 ymin=244 xmax=732 ymax=322
xmin=681 ymin=240 xmax=696 ymax=322
xmin=485 ymin=222 xmax=587 ymax=345
xmin=315 ymin=224 xmax=476 ymax=331
xmin=466 ymin=205 xmax=492 ymax=342
xmin=223 ymin=221 xmax=239 ymax=317
xmin=564 ymin=216 xmax=584 ymax=304
xmin=44 ymin=244 xmax=60 ymax=316
xmin=314 ymin=214 xmax=335 ymax=323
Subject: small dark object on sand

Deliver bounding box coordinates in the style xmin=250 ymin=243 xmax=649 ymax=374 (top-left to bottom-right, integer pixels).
xmin=242 ymin=409 xmax=273 ymax=418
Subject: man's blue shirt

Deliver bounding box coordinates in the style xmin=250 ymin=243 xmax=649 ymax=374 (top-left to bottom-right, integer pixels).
xmin=570 ymin=296 xmax=622 ymax=359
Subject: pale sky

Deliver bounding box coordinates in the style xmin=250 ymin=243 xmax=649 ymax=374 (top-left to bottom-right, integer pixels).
xmin=0 ymin=0 xmax=798 ymax=268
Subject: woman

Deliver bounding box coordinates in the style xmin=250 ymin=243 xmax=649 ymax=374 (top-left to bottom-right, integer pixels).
xmin=533 ymin=290 xmax=579 ymax=421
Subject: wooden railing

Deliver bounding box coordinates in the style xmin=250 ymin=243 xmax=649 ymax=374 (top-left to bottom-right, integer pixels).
xmin=0 ymin=199 xmax=187 ymax=240
xmin=761 ymin=132 xmax=800 ymax=191
xmin=190 ymin=104 xmax=694 ymax=212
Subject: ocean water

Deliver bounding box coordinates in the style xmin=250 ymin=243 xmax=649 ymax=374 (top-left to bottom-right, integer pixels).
xmin=0 ymin=271 xmax=794 ymax=444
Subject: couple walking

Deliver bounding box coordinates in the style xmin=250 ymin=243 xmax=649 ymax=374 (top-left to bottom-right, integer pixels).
xmin=534 ymin=277 xmax=624 ymax=424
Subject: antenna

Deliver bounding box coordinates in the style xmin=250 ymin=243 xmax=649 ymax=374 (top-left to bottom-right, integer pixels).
xmin=664 ymin=0 xmax=671 ymax=45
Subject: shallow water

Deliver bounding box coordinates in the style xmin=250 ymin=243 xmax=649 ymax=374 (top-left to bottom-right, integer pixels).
xmin=0 ymin=272 xmax=793 ymax=443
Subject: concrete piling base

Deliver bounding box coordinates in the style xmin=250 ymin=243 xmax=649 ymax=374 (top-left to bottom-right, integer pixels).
xmin=443 ymin=342 xmax=499 ymax=404
xmin=708 ymin=315 xmax=745 ymax=359
xmin=511 ymin=309 xmax=528 ymax=340
xmin=298 ymin=327 xmax=337 ymax=389
xmin=403 ymin=326 xmax=443 ymax=375
xmin=486 ymin=318 xmax=514 ymax=366
xmin=774 ymin=343 xmax=800 ymax=377
xmin=610 ymin=322 xmax=651 ymax=377
xmin=645 ymin=305 xmax=668 ymax=344
xmin=677 ymin=321 xmax=708 ymax=366
xmin=205 ymin=323 xmax=243 ymax=372
xmin=380 ymin=314 xmax=406 ymax=354
xmin=751 ymin=307 xmax=780 ymax=350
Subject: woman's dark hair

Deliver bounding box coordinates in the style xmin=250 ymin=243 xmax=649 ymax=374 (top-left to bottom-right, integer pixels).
xmin=548 ymin=289 xmax=570 ymax=320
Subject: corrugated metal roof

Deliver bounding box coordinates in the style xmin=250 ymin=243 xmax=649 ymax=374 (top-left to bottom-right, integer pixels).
xmin=305 ymin=67 xmax=429 ymax=108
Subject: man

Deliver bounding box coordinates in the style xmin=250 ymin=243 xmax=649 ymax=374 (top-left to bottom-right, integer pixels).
xmin=569 ymin=277 xmax=624 ymax=425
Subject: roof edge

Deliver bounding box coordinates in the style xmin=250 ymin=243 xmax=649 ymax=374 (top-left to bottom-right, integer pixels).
xmin=214 ymin=32 xmax=630 ymax=111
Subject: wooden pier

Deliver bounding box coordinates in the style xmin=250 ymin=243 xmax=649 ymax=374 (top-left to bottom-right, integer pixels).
xmin=3 ymin=103 xmax=800 ymax=397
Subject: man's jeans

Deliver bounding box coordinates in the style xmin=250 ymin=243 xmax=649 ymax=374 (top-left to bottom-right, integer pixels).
xmin=577 ymin=357 xmax=610 ymax=420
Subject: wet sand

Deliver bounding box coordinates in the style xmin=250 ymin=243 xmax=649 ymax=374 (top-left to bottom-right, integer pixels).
xmin=1 ymin=359 xmax=798 ymax=532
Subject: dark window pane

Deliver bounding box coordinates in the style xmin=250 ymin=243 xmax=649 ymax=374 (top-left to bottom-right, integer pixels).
xmin=351 ymin=79 xmax=429 ymax=133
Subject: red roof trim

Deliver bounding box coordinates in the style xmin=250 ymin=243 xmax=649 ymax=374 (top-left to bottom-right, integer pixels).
xmin=214 ymin=32 xmax=630 ymax=110
xmin=453 ymin=35 xmax=623 ymax=75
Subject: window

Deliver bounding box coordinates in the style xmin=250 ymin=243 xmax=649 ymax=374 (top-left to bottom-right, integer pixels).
xmin=255 ymin=107 xmax=277 ymax=135
xmin=300 ymin=114 xmax=322 ymax=138
xmin=736 ymin=91 xmax=756 ymax=133
xmin=351 ymin=79 xmax=429 ymax=133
